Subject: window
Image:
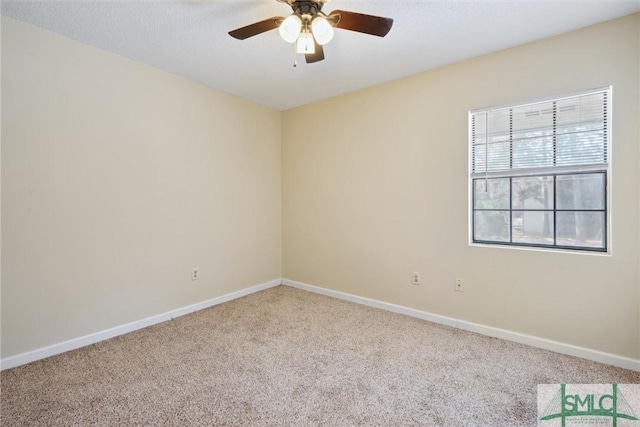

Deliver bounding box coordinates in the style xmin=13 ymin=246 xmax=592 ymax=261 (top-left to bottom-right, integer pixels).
xmin=469 ymin=87 xmax=610 ymax=252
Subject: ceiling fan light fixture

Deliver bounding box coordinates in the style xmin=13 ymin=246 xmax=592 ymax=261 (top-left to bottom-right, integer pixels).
xmin=229 ymin=2 xmax=394 ymax=64
xmin=296 ymin=31 xmax=315 ymax=54
xmin=311 ymin=16 xmax=334 ymax=45
xmin=279 ymin=14 xmax=302 ymax=43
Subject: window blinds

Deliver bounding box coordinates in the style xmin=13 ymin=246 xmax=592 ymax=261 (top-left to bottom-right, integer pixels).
xmin=471 ymin=88 xmax=609 ymax=179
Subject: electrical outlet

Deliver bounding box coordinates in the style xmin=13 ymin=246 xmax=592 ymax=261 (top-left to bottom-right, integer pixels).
xmin=192 ymin=267 xmax=200 ymax=281
xmin=455 ymin=278 xmax=464 ymax=292
xmin=412 ymin=272 xmax=420 ymax=285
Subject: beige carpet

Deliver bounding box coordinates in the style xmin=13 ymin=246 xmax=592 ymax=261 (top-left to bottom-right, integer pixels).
xmin=2 ymin=285 xmax=639 ymax=426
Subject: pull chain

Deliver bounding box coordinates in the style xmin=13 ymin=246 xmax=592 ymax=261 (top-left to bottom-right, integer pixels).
xmin=293 ymin=44 xmax=298 ymax=68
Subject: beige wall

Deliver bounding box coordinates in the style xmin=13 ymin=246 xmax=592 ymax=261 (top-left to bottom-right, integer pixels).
xmin=1 ymin=17 xmax=282 ymax=358
xmin=282 ymin=14 xmax=640 ymax=359
xmin=2 ymin=13 xmax=639 ymax=363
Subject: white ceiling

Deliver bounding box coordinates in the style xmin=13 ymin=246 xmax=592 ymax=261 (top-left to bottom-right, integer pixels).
xmin=2 ymin=1 xmax=639 ymax=111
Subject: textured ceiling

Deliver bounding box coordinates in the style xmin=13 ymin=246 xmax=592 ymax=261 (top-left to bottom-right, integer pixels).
xmin=2 ymin=1 xmax=639 ymax=111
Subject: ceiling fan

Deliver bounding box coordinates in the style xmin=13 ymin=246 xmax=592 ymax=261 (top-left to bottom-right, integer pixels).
xmin=228 ymin=0 xmax=393 ymax=64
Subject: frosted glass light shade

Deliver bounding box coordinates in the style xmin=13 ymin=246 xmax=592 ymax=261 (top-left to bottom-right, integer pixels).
xmin=296 ymin=31 xmax=315 ymax=54
xmin=311 ymin=16 xmax=334 ymax=45
xmin=279 ymin=15 xmax=302 ymax=43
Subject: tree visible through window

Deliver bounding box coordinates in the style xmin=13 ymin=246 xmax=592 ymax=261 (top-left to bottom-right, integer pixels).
xmin=469 ymin=88 xmax=610 ymax=252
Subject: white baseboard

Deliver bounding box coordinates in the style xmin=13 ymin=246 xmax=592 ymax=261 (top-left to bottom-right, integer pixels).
xmin=0 ymin=279 xmax=282 ymax=371
xmin=282 ymin=278 xmax=640 ymax=372
xmin=4 ymin=278 xmax=638 ymax=372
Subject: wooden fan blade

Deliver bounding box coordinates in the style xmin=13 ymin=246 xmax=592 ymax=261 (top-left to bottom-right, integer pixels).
xmin=305 ymin=42 xmax=325 ymax=63
xmin=229 ymin=17 xmax=283 ymax=40
xmin=329 ymin=10 xmax=393 ymax=37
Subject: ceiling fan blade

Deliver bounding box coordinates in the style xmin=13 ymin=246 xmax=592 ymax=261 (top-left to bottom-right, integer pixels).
xmin=329 ymin=10 xmax=393 ymax=37
xmin=305 ymin=42 xmax=325 ymax=64
xmin=229 ymin=17 xmax=283 ymax=40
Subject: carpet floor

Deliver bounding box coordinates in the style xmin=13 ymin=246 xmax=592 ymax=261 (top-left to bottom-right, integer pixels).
xmin=1 ymin=285 xmax=639 ymax=426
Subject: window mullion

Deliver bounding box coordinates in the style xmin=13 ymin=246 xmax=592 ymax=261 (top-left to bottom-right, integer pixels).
xmin=553 ymin=175 xmax=557 ymax=247
xmin=509 ymin=108 xmax=514 ymax=244
xmin=509 ymin=108 xmax=513 ymax=171
xmin=509 ymin=177 xmax=513 ymax=243
xmin=552 ymin=102 xmax=557 ymax=246
xmin=552 ymin=100 xmax=557 ymax=167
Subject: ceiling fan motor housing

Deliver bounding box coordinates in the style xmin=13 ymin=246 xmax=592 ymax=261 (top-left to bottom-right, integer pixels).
xmin=290 ymin=0 xmax=323 ymax=16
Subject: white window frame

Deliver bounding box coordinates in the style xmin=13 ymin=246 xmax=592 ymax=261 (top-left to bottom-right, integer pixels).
xmin=468 ymin=87 xmax=612 ymax=254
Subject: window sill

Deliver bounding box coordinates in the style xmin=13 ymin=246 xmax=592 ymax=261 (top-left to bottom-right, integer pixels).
xmin=469 ymin=242 xmax=612 ymax=257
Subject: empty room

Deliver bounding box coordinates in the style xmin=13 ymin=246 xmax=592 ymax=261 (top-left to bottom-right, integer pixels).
xmin=1 ymin=1 xmax=639 ymax=425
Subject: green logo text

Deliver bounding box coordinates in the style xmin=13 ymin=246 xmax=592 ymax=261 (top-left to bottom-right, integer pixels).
xmin=540 ymin=384 xmax=639 ymax=427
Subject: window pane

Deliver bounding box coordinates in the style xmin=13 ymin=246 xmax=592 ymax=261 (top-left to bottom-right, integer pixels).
xmin=473 ymin=142 xmax=511 ymax=173
xmin=556 ymin=129 xmax=605 ymax=166
xmin=555 ymin=93 xmax=606 ymax=145
xmin=512 ymin=137 xmax=554 ymax=168
xmin=486 ymin=109 xmax=511 ymax=143
xmin=474 ymin=211 xmax=510 ymax=242
xmin=512 ymin=176 xmax=554 ymax=209
xmin=512 ymin=212 xmax=554 ymax=245
xmin=474 ymin=178 xmax=509 ymax=209
xmin=556 ymin=174 xmax=605 ymax=210
xmin=472 ymin=109 xmax=511 ymax=173
xmin=556 ymin=211 xmax=605 ymax=248
xmin=512 ymin=101 xmax=554 ymax=136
